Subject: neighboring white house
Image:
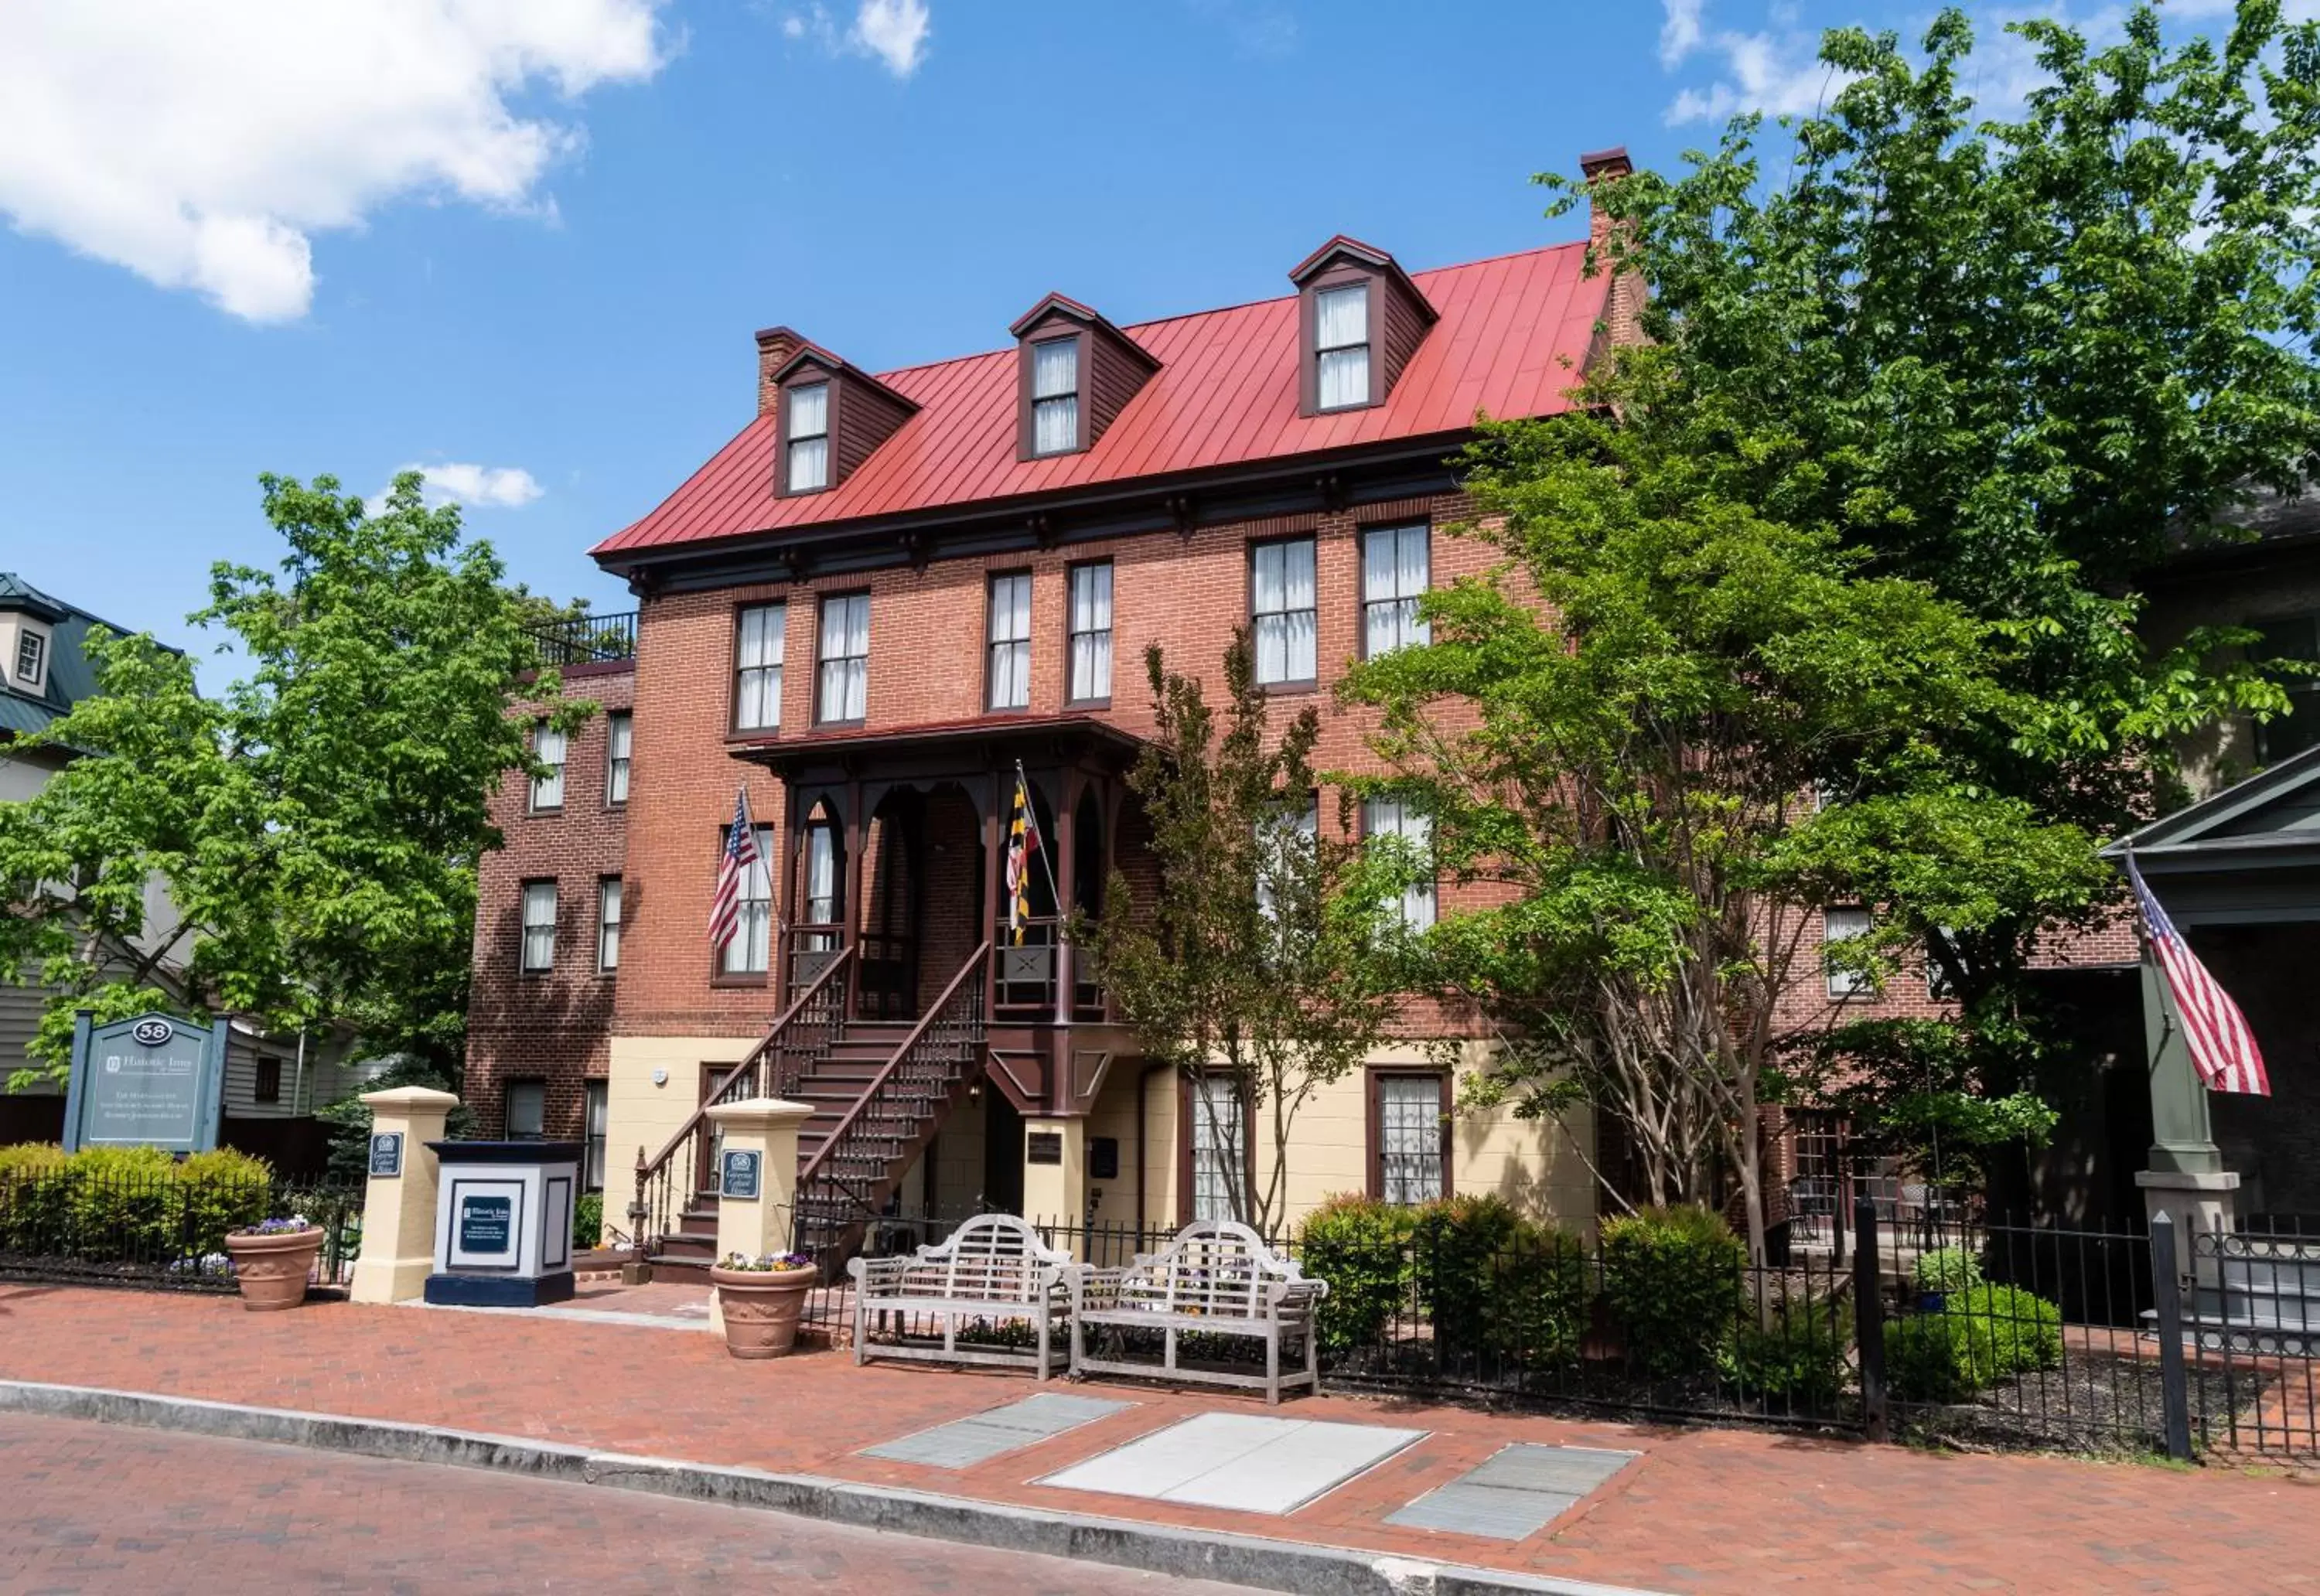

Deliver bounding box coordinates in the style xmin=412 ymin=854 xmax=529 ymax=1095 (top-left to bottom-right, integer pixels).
xmin=0 ymin=573 xmax=371 ymax=1144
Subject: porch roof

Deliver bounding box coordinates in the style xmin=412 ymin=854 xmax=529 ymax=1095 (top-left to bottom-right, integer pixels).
xmin=2104 ymin=743 xmax=2320 ymax=921
xmin=729 ymin=711 xmax=1145 ymax=783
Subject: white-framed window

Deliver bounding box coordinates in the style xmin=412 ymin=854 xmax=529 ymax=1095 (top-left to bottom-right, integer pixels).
xmin=1362 ymin=795 xmax=1435 ymax=931
xmin=800 ymin=818 xmax=841 ymax=946
xmin=1031 ymin=337 xmax=1080 ymax=455
xmin=1068 ymin=562 xmax=1113 ymax=703
xmin=1255 ymin=795 xmax=1320 ymax=922
xmin=582 ymin=1080 xmax=609 ymax=1192
xmin=13 ymin=627 xmax=46 ymax=689
xmin=520 ymin=881 xmax=558 ymax=973
xmin=1315 ymin=282 xmax=1371 ymax=411
xmin=1189 ymin=1073 xmax=1246 ymax=1223
xmin=1251 ymin=537 xmax=1317 ymax=686
xmin=817 ymin=592 xmax=869 ymax=723
xmin=506 ymin=1079 xmax=546 ymax=1141
xmin=1362 ymin=523 xmax=1430 ymax=656
xmin=987 ymin=572 xmax=1033 ymax=711
xmin=734 ymin=602 xmax=785 ymax=732
xmin=1376 ymin=1073 xmax=1447 ymax=1206
xmin=605 ymin=712 xmax=633 ymax=804
xmin=1824 ymin=905 xmax=1873 ymax=998
xmin=786 ymin=381 xmax=830 ymax=493
xmin=596 ymin=877 xmax=623 ymax=973
xmin=720 ymin=825 xmax=774 ymax=975
xmin=529 ymin=722 xmax=566 ymax=810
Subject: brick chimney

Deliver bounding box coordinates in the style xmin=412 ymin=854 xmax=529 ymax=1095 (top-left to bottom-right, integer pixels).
xmin=755 ymin=326 xmax=803 ymax=418
xmin=1576 ymin=145 xmax=1644 ymax=352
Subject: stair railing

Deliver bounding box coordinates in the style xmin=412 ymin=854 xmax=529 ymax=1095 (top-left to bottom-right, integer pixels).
xmin=629 ymin=944 xmax=855 ymax=1259
xmin=797 ymin=942 xmax=988 ymax=1247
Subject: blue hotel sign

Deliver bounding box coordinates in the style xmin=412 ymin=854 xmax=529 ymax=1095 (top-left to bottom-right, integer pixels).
xmin=720 ymin=1148 xmax=762 ymax=1201
xmin=62 ymin=1011 xmax=227 ymax=1154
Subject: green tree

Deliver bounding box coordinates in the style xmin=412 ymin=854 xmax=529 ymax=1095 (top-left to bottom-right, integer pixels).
xmin=1527 ymin=2 xmax=2318 ymax=1191
xmin=1092 ymin=633 xmax=1401 ymax=1235
xmin=1339 ymin=350 xmax=2103 ymax=1260
xmin=0 ymin=472 xmax=583 ymax=1089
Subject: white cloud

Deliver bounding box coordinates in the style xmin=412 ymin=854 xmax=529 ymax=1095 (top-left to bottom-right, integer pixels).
xmin=1667 ymin=26 xmax=1854 ymax=125
xmin=1661 ymin=0 xmax=1707 ymax=68
xmin=0 ymin=1 xmax=668 ymax=322
xmin=781 ymin=0 xmax=931 ymax=78
xmin=394 ymin=463 xmax=547 ymax=513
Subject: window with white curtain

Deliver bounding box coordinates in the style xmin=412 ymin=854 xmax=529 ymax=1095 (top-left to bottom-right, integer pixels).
xmin=817 ymin=592 xmax=870 ymax=722
xmin=1251 ymin=538 xmax=1317 ymax=685
xmin=596 ymin=877 xmax=623 ymax=973
xmin=987 ymin=572 xmax=1033 ymax=710
xmin=1824 ymin=905 xmax=1873 ymax=998
xmin=605 ymin=712 xmax=633 ymax=804
xmin=529 ymin=723 xmax=565 ymax=810
xmin=1315 ymin=283 xmax=1371 ymax=411
xmin=1376 ymin=1074 xmax=1447 ymax=1205
xmin=1068 ymin=562 xmax=1113 ymax=702
xmin=734 ymin=603 xmax=785 ymax=731
xmin=1255 ymin=796 xmax=1319 ymax=922
xmin=786 ymin=381 xmax=830 ymax=492
xmin=1362 ymin=796 xmax=1435 ymax=931
xmin=1189 ymin=1073 xmax=1245 ymax=1223
xmin=1362 ymin=524 xmax=1430 ymax=655
xmin=804 ymin=821 xmax=840 ymax=925
xmin=1032 ymin=337 xmax=1080 ymax=455
xmin=720 ymin=825 xmax=774 ymax=974
xmin=520 ymin=881 xmax=558 ymax=972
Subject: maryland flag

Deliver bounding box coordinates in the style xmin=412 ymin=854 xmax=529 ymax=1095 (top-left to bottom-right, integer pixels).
xmin=1005 ymin=764 xmax=1045 ymax=945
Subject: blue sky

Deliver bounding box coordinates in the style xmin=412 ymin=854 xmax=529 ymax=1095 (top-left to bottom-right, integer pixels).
xmin=0 ymin=0 xmax=2253 ymax=676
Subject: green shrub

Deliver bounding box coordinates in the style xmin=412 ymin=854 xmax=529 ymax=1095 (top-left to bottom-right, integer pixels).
xmin=0 ymin=1144 xmax=70 ymax=1183
xmin=0 ymin=1144 xmax=73 ymax=1253
xmin=1912 ymin=1246 xmax=1984 ymax=1296
xmin=63 ymin=1146 xmax=179 ymax=1257
xmin=1300 ymin=1195 xmax=1416 ymax=1356
xmin=1724 ymin=1298 xmax=1852 ymax=1409
xmin=1884 ymin=1284 xmax=2064 ymax=1401
xmin=178 ymin=1148 xmax=275 ymax=1253
xmin=575 ymin=1192 xmax=604 ymax=1251
xmin=1601 ymin=1205 xmax=1747 ymax=1381
xmin=1411 ymin=1195 xmax=1588 ymax=1368
xmin=0 ymin=1144 xmax=280 ymax=1262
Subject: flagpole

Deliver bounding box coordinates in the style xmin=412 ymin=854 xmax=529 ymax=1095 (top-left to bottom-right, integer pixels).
xmin=1017 ymin=759 xmax=1066 ymax=922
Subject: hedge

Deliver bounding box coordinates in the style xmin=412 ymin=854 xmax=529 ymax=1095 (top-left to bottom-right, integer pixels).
xmin=0 ymin=1143 xmax=275 ymax=1261
xmin=1885 ymin=1284 xmax=2064 ymax=1401
xmin=1600 ymin=1205 xmax=1748 ymax=1380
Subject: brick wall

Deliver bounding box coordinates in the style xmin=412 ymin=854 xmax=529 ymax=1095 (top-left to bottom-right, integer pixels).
xmin=464 ymin=663 xmax=632 ymax=1143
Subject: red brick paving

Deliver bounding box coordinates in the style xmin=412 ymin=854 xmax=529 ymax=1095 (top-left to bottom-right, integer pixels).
xmin=0 ymin=1410 xmax=1256 ymax=1594
xmin=0 ymin=1284 xmax=2313 ymax=1594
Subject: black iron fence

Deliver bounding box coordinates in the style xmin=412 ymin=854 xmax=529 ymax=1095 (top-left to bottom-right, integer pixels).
xmin=0 ymin=1171 xmax=363 ymax=1293
xmin=796 ymin=1199 xmax=2320 ymax=1459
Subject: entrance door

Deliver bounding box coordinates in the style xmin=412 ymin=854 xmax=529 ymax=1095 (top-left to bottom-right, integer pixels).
xmin=981 ymin=1091 xmax=1024 ymax=1215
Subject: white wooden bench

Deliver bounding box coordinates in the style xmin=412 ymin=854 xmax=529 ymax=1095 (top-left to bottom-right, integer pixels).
xmin=847 ymin=1212 xmax=1076 ymax=1379
xmin=1069 ymin=1220 xmax=1327 ymax=1405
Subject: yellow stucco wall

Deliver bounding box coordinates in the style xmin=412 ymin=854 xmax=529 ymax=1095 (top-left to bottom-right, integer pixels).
xmin=601 ymin=1033 xmax=761 ymax=1247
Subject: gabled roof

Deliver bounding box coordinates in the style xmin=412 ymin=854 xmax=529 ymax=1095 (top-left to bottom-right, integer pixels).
xmin=2105 ymin=745 xmax=2320 ymax=867
xmin=766 ymin=343 xmax=921 ymax=418
xmin=1008 ymin=292 xmax=1160 ymax=369
xmin=1285 ymin=234 xmax=1438 ymax=326
xmin=594 ymin=240 xmax=1606 ymax=562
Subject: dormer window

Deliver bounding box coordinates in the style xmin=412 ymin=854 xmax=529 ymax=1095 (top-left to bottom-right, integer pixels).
xmin=13 ymin=626 xmax=46 ymax=690
xmin=1031 ymin=338 xmax=1080 ymax=455
xmin=1314 ymin=284 xmax=1371 ymax=411
xmin=786 ymin=381 xmax=830 ymax=493
xmin=1290 ymin=235 xmax=1438 ymax=418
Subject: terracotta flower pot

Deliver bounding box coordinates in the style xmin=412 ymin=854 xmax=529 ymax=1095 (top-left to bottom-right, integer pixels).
xmin=710 ymin=1263 xmax=819 ymax=1359
xmin=223 ymin=1227 xmax=325 ymax=1312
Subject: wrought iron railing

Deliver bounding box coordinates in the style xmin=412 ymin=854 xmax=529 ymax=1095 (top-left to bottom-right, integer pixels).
xmin=525 ymin=610 xmax=638 ymax=667
xmin=629 ymin=946 xmax=855 ymax=1255
xmin=797 ymin=943 xmax=988 ymax=1260
xmin=0 ymin=1171 xmax=364 ymax=1293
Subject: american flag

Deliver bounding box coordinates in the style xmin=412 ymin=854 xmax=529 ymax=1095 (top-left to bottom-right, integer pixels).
xmin=2126 ymin=851 xmax=2269 ymax=1096
xmin=711 ymin=787 xmax=760 ymax=953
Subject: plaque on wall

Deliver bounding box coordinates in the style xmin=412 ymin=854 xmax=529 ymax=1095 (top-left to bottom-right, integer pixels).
xmin=1089 ymin=1137 xmax=1120 ymax=1181
xmin=368 ymin=1131 xmax=404 ymax=1178
xmin=721 ymin=1148 xmax=762 ymax=1200
xmin=1025 ymin=1130 xmax=1064 ymax=1166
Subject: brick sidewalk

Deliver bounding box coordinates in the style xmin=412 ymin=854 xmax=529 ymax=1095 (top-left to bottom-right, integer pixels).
xmin=0 ymin=1283 xmax=2311 ymax=1594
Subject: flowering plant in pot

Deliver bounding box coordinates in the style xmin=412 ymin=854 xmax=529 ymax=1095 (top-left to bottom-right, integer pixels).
xmin=708 ymin=1250 xmax=818 ymax=1359
xmin=222 ymin=1216 xmax=324 ymax=1312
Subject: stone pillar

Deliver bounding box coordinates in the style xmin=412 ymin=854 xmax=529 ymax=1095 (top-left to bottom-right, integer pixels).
xmin=350 ymin=1086 xmax=459 ymax=1305
xmin=2135 ymin=952 xmax=2239 ymax=1285
xmin=1022 ymin=1117 xmax=1087 ymax=1255
xmin=703 ymin=1096 xmax=811 ymax=1332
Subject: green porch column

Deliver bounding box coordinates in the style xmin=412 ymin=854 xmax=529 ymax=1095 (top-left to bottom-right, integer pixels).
xmin=2134 ymin=950 xmax=2239 ymax=1256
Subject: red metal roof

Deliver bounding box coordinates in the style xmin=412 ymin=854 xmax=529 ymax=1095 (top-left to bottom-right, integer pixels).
xmin=594 ymin=240 xmax=1606 ymax=560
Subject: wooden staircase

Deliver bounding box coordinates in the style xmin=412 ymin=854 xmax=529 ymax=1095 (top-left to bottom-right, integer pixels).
xmin=632 ymin=943 xmax=989 ymax=1284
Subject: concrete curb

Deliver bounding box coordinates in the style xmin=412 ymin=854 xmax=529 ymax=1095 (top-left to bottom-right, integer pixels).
xmin=0 ymin=1379 xmax=1661 ymax=1596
